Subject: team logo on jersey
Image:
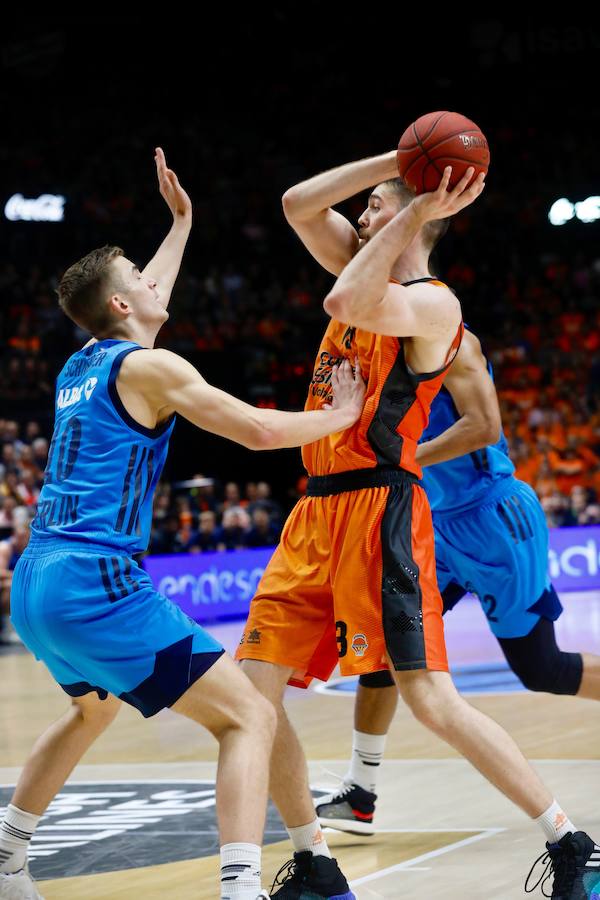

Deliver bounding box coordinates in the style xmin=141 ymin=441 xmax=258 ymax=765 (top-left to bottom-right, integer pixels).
xmin=351 ymin=633 xmax=369 ymax=657
xmin=342 ymin=326 xmax=356 ymax=350
xmin=84 ymin=376 xmax=98 ymax=400
xmin=57 ymin=376 xmax=98 ymax=409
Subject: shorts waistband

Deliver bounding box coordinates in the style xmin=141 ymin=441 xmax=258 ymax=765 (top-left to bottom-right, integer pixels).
xmin=24 ymin=533 xmax=137 ymax=559
xmin=431 ymin=476 xmax=517 ymax=520
xmin=306 ymin=466 xmax=418 ymax=497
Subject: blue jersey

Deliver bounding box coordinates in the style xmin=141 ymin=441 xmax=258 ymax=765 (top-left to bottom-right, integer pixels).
xmin=31 ymin=340 xmax=175 ymax=554
xmin=420 ymin=359 xmax=514 ymax=514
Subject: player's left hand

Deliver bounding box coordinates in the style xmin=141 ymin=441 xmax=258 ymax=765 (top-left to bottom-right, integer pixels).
xmin=154 ymin=147 xmax=192 ymax=224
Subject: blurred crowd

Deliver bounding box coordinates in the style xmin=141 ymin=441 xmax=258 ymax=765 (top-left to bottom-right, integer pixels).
xmin=2 ymin=43 xmax=600 ymax=642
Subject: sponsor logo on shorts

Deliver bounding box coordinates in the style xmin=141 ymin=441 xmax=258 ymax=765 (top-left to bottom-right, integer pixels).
xmin=247 ymin=629 xmax=261 ymax=644
xmin=352 ymin=633 xmax=368 ymax=657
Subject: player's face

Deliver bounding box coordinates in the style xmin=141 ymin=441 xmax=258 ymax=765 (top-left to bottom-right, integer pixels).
xmin=111 ymin=256 xmax=168 ymax=326
xmin=357 ymin=184 xmax=402 ymax=247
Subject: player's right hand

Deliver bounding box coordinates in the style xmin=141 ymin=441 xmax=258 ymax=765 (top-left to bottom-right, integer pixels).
xmin=323 ymin=357 xmax=365 ymax=423
xmin=413 ymin=166 xmax=485 ymax=223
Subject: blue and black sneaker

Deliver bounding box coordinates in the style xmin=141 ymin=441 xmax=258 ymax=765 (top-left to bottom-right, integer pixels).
xmin=270 ymin=851 xmax=356 ymax=900
xmin=525 ymin=831 xmax=600 ymax=898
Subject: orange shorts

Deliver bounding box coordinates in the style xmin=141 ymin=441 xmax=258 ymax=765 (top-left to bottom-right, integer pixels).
xmin=236 ymin=468 xmax=448 ymax=687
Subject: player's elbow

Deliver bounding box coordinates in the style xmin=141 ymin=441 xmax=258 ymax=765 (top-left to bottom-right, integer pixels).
xmin=323 ymin=288 xmax=352 ymax=322
xmin=474 ymin=413 xmax=501 ymax=448
xmin=247 ymin=421 xmax=280 ymax=452
xmin=282 ymin=187 xmax=304 ymax=223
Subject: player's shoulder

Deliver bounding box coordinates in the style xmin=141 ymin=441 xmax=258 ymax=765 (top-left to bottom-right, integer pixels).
xmin=457 ymin=328 xmax=484 ymax=358
xmin=119 ymin=348 xmax=196 ymax=393
xmin=394 ymin=279 xmax=461 ymax=335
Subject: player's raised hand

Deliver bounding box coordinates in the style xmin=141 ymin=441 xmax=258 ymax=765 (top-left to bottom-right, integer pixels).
xmin=413 ymin=166 xmax=485 ymax=223
xmin=323 ymin=356 xmax=365 ymax=424
xmin=154 ymin=147 xmax=192 ymax=224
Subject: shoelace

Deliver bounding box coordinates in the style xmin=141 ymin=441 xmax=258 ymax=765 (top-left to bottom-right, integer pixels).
xmin=270 ymin=857 xmax=302 ymax=892
xmin=316 ymin=768 xmax=355 ymax=802
xmin=524 ymin=845 xmax=577 ymax=897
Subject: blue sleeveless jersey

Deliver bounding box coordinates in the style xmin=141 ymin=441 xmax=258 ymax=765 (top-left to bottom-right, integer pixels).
xmin=31 ymin=340 xmax=175 ymax=554
xmin=420 ymin=359 xmax=514 ymax=514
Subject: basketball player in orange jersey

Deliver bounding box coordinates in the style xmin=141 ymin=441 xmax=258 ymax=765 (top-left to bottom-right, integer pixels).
xmin=236 ymin=153 xmax=599 ymax=899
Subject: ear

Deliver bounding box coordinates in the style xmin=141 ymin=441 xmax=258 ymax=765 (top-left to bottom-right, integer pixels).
xmin=108 ymin=293 xmax=130 ymax=317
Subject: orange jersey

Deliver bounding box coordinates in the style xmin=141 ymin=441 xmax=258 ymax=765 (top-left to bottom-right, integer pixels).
xmin=302 ymin=279 xmax=463 ymax=479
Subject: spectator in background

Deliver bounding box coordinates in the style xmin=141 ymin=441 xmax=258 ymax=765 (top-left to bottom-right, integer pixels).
xmin=0 ymin=523 xmax=30 ymax=643
xmin=148 ymin=513 xmax=187 ymax=555
xmin=219 ymin=481 xmax=242 ymax=515
xmin=250 ymin=481 xmax=283 ymax=525
xmin=541 ymin=492 xmax=574 ymax=528
xmin=246 ymin=507 xmax=281 ymax=548
xmin=187 ymin=510 xmax=222 ymax=553
xmin=218 ymin=506 xmax=251 ymax=551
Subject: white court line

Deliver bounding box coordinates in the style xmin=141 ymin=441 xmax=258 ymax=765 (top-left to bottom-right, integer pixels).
xmin=325 ymin=827 xmax=508 ymax=834
xmin=349 ymin=829 xmax=504 ymax=888
xmin=0 ymin=779 xmax=217 ymax=787
xmin=310 ymin=758 xmax=600 ymax=765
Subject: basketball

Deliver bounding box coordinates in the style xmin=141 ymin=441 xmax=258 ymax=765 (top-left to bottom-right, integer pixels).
xmin=397 ymin=111 xmax=490 ymax=194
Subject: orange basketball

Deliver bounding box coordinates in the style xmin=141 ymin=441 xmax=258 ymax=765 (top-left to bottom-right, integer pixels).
xmin=397 ymin=111 xmax=490 ymax=195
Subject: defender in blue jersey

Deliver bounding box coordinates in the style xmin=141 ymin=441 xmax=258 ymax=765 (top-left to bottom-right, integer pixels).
xmin=316 ymin=327 xmax=600 ymax=839
xmin=0 ymin=149 xmax=365 ymax=900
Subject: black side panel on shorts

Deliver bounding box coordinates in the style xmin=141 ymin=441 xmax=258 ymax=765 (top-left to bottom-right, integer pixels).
xmin=380 ymin=483 xmax=426 ymax=669
xmin=60 ymin=682 xmax=108 ymax=701
xmin=119 ymin=635 xmax=225 ymax=718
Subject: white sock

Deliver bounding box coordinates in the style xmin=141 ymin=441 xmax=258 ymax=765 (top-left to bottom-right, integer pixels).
xmin=346 ymin=729 xmax=386 ymax=794
xmin=220 ymin=842 xmax=262 ymax=899
xmin=0 ymin=804 xmax=40 ymax=874
xmin=535 ymin=800 xmax=576 ymax=844
xmin=287 ymin=818 xmax=331 ymax=859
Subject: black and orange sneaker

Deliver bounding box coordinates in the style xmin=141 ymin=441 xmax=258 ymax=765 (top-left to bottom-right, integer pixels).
xmin=525 ymin=831 xmax=600 ymax=898
xmin=315 ymin=782 xmax=376 ymax=836
xmin=270 ymin=851 xmax=355 ymax=900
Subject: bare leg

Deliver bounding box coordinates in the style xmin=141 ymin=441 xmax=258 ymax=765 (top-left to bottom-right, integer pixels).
xmin=578 ymin=653 xmax=600 ymax=700
xmin=393 ymin=666 xmax=552 ymax=817
xmin=240 ymin=660 xmax=317 ymax=828
xmin=355 ymin=681 xmax=398 ymax=734
xmin=173 ymin=654 xmax=276 ymax=844
xmin=12 ymin=692 xmax=121 ymax=815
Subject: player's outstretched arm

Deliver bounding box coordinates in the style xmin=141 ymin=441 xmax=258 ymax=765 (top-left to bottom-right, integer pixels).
xmin=142 ymin=147 xmax=192 ymax=310
xmin=323 ymin=166 xmax=485 ymax=334
xmin=122 ymin=349 xmax=365 ymax=450
xmin=282 ymin=151 xmax=399 ymax=276
xmin=416 ymin=330 xmax=501 ymax=467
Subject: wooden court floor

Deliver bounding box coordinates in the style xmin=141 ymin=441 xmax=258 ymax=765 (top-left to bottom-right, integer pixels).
xmin=1 ymin=595 xmax=599 ymax=898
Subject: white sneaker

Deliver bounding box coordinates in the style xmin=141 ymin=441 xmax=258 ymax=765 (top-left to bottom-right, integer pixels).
xmin=0 ymin=866 xmax=44 ymax=899
xmin=256 ymin=892 xmax=270 ymax=899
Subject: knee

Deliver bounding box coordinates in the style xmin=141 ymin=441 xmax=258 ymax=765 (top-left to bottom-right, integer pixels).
xmin=71 ymin=694 xmax=121 ymax=731
xmin=409 ymin=697 xmax=449 ymax=734
xmin=399 ymin=678 xmax=460 ymax=737
xmin=251 ymin=693 xmax=277 ymax=740
xmin=213 ymin=686 xmax=277 ymax=744
xmin=511 ymin=652 xmax=582 ymax=695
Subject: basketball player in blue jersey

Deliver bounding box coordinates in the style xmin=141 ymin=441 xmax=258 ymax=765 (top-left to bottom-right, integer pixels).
xmin=315 ymin=325 xmax=600 ymax=876
xmin=0 ymin=149 xmax=365 ymax=900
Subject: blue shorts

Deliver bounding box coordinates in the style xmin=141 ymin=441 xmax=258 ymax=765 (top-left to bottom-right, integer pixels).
xmin=432 ymin=478 xmax=562 ymax=639
xmin=10 ymin=537 xmax=224 ymax=717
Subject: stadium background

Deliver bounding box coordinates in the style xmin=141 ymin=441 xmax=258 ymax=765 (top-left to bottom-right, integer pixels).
xmin=0 ymin=15 xmax=599 ymax=628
